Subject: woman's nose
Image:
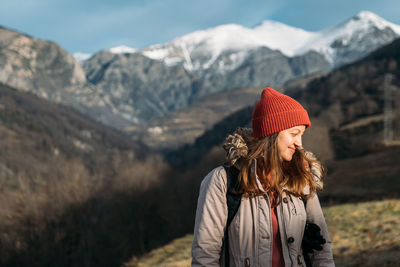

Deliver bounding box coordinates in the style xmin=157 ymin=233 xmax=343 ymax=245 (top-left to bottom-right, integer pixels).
xmin=294 ymin=136 xmax=302 ymax=147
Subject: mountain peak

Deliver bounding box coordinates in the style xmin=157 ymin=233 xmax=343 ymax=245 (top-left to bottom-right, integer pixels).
xmin=355 ymin=10 xmax=383 ymax=21
xmin=253 ymin=19 xmax=307 ymax=32
xmin=347 ymin=10 xmax=400 ymax=34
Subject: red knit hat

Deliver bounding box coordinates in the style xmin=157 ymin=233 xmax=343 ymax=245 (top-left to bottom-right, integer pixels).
xmin=252 ymin=88 xmax=311 ymax=138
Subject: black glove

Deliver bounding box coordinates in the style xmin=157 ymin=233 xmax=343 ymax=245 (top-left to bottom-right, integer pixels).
xmin=302 ymin=222 xmax=326 ymax=267
xmin=302 ymin=221 xmax=326 ymax=254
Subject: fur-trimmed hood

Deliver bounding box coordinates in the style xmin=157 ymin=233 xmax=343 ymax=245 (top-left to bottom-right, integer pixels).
xmin=222 ymin=127 xmax=324 ymax=191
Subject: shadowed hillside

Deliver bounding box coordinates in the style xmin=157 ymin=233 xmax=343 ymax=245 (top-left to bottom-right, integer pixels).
xmin=0 ymin=82 xmax=141 ymax=178
xmin=0 ymin=83 xmax=192 ymax=266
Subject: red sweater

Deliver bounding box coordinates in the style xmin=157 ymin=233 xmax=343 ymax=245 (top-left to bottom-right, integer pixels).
xmin=270 ymin=194 xmax=285 ymax=267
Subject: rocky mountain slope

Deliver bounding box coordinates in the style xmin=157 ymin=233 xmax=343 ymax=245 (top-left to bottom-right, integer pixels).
xmin=0 ymin=26 xmax=130 ymax=128
xmin=82 ymin=50 xmax=194 ymax=123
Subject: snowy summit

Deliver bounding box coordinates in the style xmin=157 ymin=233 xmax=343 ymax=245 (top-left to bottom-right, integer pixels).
xmin=298 ymin=10 xmax=400 ymax=62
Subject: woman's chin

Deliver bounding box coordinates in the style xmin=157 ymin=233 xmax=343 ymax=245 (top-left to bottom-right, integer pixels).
xmin=280 ymin=155 xmax=293 ymax=162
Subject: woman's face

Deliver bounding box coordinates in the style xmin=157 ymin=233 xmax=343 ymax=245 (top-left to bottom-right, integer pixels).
xmin=277 ymin=125 xmax=306 ymax=161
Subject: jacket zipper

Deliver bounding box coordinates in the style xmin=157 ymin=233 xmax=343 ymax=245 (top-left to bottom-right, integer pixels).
xmin=263 ymin=193 xmax=273 ymax=267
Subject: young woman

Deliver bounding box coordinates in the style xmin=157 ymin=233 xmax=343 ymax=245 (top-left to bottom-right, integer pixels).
xmin=192 ymin=88 xmax=334 ymax=267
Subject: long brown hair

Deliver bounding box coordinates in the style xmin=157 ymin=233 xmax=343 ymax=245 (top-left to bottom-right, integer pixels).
xmin=223 ymin=128 xmax=325 ymax=203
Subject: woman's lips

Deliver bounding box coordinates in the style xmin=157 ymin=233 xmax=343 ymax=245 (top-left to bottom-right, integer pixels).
xmin=289 ymin=147 xmax=295 ymax=153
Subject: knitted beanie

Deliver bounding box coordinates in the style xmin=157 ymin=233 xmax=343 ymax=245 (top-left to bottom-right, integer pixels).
xmin=252 ymin=88 xmax=311 ymax=138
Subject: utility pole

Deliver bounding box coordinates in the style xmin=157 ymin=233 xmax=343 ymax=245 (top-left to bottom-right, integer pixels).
xmin=384 ymin=73 xmax=394 ymax=145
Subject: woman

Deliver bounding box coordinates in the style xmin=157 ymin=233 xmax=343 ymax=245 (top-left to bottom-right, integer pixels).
xmin=192 ymin=88 xmax=334 ymax=267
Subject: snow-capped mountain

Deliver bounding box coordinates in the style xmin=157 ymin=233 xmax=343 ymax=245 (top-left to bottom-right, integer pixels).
xmin=80 ymin=11 xmax=400 ymax=127
xmin=142 ymin=21 xmax=315 ymax=72
xmin=141 ymin=11 xmax=400 ymax=70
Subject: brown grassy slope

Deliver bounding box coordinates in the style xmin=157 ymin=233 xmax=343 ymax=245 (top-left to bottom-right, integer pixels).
xmin=320 ymin=146 xmax=400 ymax=203
xmin=125 ymin=199 xmax=400 ymax=267
xmin=325 ymin=200 xmax=400 ymax=266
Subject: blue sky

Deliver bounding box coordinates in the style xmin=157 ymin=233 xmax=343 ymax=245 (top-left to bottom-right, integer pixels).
xmin=1 ymin=0 xmax=400 ymax=54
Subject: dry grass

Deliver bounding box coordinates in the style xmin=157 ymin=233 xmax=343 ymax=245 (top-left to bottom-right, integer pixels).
xmin=325 ymin=199 xmax=400 ymax=266
xmin=125 ymin=234 xmax=193 ymax=267
xmin=126 ymin=199 xmax=400 ymax=267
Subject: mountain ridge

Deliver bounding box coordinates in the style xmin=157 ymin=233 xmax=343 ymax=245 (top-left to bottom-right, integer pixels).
xmin=132 ymin=11 xmax=400 ymax=69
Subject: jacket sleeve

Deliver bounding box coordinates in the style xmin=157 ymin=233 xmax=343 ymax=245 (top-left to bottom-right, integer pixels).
xmin=192 ymin=167 xmax=228 ymax=267
xmin=306 ymin=193 xmax=335 ymax=267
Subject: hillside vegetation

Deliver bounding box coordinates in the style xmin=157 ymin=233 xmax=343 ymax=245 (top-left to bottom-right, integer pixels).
xmin=126 ymin=199 xmax=400 ymax=267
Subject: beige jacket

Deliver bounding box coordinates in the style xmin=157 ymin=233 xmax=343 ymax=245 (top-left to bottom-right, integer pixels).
xmin=191 ymin=166 xmax=335 ymax=267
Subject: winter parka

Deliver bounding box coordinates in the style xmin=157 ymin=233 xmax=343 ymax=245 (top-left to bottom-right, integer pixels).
xmin=191 ymin=165 xmax=334 ymax=267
